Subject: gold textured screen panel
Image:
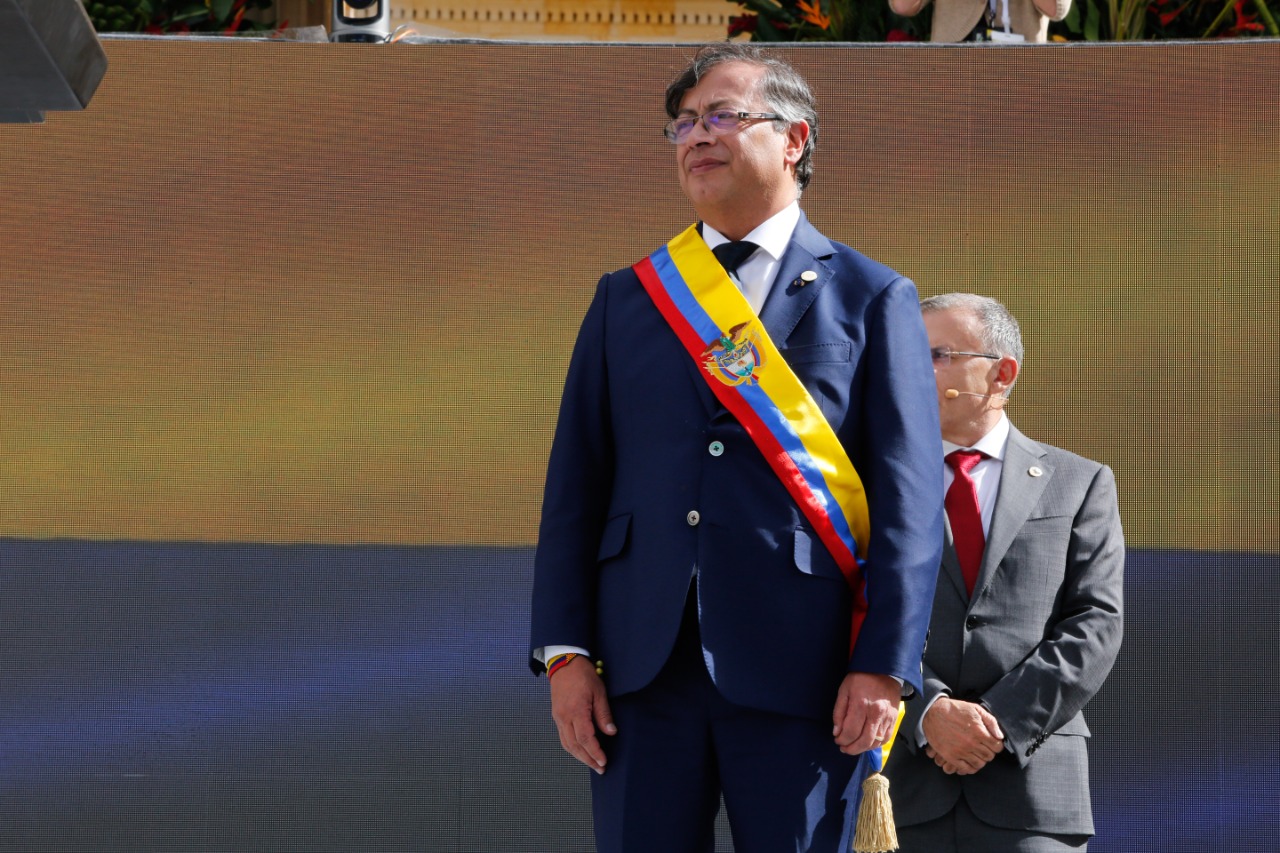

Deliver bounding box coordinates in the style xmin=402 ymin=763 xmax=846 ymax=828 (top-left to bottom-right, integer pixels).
xmin=0 ymin=40 xmax=1275 ymax=550
xmin=391 ymin=1 xmax=732 ymax=42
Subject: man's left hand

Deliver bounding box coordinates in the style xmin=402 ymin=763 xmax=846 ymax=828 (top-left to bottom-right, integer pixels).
xmin=831 ymin=671 xmax=899 ymax=756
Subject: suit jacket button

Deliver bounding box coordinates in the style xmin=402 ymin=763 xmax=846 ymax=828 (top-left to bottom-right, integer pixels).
xmin=686 ymin=510 xmax=701 ymax=526
xmin=708 ymin=441 xmax=724 ymax=457
xmin=965 ymin=616 xmax=981 ymax=630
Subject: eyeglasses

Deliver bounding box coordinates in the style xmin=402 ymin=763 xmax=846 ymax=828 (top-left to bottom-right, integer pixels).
xmin=930 ymin=348 xmax=1000 ymax=365
xmin=663 ymin=110 xmax=783 ymax=144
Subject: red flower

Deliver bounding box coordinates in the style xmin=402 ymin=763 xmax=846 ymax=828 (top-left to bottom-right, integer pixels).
xmin=222 ymin=0 xmax=249 ymax=33
xmin=1223 ymin=0 xmax=1264 ymax=34
xmin=728 ymin=14 xmax=759 ymax=36
xmin=1148 ymin=0 xmax=1188 ymax=27
xmin=796 ymin=0 xmax=832 ymax=29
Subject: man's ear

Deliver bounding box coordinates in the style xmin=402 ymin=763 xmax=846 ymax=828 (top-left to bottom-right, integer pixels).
xmin=994 ymin=356 xmax=1019 ymax=391
xmin=784 ymin=121 xmax=810 ymax=168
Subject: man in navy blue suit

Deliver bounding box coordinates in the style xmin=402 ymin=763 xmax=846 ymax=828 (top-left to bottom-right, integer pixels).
xmin=530 ymin=43 xmax=944 ymax=852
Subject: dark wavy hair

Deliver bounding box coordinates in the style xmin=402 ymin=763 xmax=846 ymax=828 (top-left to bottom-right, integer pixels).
xmin=664 ymin=43 xmax=819 ymax=192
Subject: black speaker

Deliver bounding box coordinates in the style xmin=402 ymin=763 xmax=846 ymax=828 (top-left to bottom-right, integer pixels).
xmin=330 ymin=0 xmax=389 ymax=42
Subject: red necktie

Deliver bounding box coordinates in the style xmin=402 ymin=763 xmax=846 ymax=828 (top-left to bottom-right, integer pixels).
xmin=945 ymin=450 xmax=987 ymax=596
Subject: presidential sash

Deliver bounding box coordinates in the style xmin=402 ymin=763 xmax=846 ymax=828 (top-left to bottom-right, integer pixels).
xmin=631 ymin=223 xmax=872 ymax=584
xmin=845 ymin=702 xmax=906 ymax=852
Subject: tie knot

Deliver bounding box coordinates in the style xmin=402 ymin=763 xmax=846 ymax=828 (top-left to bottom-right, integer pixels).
xmin=946 ymin=449 xmax=986 ymax=475
xmin=712 ymin=240 xmax=759 ymax=275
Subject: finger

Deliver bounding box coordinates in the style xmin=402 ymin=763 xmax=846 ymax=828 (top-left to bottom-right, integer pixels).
xmin=835 ymin=718 xmax=870 ymax=750
xmin=976 ymin=734 xmax=1004 ymax=755
xmin=832 ymin=706 xmax=867 ymax=746
xmin=831 ymin=689 xmax=849 ymax=737
xmin=980 ymin=720 xmax=1004 ymax=743
xmin=593 ymin=693 xmax=618 ymax=737
xmin=976 ymin=707 xmax=1005 ymax=741
xmin=571 ymin=716 xmax=608 ymax=773
xmin=555 ymin=720 xmax=596 ymax=770
xmin=553 ymin=705 xmax=606 ymax=772
xmin=839 ymin=726 xmax=880 ymax=756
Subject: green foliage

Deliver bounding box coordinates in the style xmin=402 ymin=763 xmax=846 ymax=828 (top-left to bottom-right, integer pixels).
xmin=728 ymin=0 xmax=933 ymax=42
xmin=82 ymin=0 xmax=276 ymax=34
xmin=722 ymin=0 xmax=1276 ymax=41
xmin=1051 ymin=0 xmax=1278 ymax=39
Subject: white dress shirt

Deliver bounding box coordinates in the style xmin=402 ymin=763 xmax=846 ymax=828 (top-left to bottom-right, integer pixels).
xmin=918 ymin=412 xmax=1013 ymax=744
xmin=941 ymin=412 xmax=1011 ymax=539
xmin=700 ymin=202 xmax=801 ymax=315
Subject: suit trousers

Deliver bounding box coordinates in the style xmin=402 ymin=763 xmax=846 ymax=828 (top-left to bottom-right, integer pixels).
xmin=896 ymin=792 xmax=1090 ymax=853
xmin=590 ymin=592 xmax=858 ymax=853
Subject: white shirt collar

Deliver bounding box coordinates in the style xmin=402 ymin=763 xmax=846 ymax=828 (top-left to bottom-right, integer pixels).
xmin=942 ymin=412 xmax=1011 ymax=462
xmin=701 ymin=201 xmax=800 ymax=263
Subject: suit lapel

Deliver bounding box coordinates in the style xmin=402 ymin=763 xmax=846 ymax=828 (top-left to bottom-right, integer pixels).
xmin=758 ymin=212 xmax=835 ymax=346
xmin=678 ymin=214 xmax=834 ymax=413
xmin=939 ymin=519 xmax=968 ymax=602
xmin=973 ymin=425 xmax=1051 ymax=599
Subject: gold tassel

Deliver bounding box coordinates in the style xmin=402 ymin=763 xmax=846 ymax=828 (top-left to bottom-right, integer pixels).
xmin=851 ymin=771 xmax=897 ymax=853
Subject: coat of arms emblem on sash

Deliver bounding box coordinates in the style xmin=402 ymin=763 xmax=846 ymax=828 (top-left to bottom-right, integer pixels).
xmin=701 ymin=321 xmax=765 ymax=386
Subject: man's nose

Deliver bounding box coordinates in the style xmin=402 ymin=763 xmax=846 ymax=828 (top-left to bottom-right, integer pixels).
xmin=685 ymin=115 xmax=716 ymax=145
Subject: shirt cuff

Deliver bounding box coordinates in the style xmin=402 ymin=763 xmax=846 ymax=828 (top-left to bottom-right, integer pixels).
xmin=533 ymin=644 xmax=591 ymax=665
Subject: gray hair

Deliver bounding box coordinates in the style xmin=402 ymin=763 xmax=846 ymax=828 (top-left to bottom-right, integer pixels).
xmin=920 ymin=293 xmax=1024 ymax=391
xmin=664 ymin=43 xmax=819 ymax=192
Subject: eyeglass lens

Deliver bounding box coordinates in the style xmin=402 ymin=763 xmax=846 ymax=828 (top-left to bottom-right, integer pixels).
xmin=667 ymin=110 xmax=745 ymax=142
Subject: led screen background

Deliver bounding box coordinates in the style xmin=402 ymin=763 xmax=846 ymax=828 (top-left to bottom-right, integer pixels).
xmin=0 ymin=39 xmax=1276 ymax=851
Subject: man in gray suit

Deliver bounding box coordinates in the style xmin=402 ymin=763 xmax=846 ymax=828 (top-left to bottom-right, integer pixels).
xmin=885 ymin=293 xmax=1124 ymax=852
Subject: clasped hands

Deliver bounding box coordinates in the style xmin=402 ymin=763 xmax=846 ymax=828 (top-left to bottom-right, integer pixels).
xmin=921 ymin=695 xmax=1005 ymax=775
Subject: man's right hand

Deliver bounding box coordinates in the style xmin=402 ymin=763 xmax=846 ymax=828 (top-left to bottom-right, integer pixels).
xmin=550 ymin=655 xmax=616 ymax=774
xmin=921 ymin=696 xmax=1004 ymax=775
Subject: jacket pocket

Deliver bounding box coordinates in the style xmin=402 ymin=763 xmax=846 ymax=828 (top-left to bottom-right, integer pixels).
xmin=793 ymin=527 xmax=846 ymax=581
xmin=779 ymin=341 xmax=851 ymax=366
xmin=597 ymin=513 xmax=632 ymax=562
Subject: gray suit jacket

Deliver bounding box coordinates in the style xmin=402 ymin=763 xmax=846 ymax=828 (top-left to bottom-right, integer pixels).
xmin=885 ymin=424 xmax=1123 ymax=836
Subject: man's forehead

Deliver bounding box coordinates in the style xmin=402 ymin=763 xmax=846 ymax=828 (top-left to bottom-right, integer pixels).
xmin=927 ymin=308 xmax=980 ymax=339
xmin=675 ymin=96 xmax=741 ymax=115
xmin=678 ymin=63 xmax=763 ymax=110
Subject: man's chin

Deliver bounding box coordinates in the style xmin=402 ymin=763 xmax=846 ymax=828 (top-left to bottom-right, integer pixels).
xmin=683 ymin=188 xmax=731 ymax=224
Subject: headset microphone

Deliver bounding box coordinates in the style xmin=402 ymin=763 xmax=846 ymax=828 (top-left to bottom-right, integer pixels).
xmin=945 ymin=389 xmax=1008 ymax=406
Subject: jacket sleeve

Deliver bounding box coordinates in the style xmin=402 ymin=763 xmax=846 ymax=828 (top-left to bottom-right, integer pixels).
xmin=981 ymin=464 xmax=1125 ymax=765
xmin=846 ymin=274 xmax=946 ymax=695
xmin=527 ymin=275 xmax=615 ymax=673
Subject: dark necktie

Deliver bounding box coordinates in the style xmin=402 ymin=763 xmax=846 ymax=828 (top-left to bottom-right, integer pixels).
xmin=945 ymin=449 xmax=987 ymax=596
xmin=712 ymin=240 xmax=759 ymax=276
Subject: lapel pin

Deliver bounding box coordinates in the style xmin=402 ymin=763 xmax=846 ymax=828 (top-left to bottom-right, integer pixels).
xmin=793 ymin=270 xmax=818 ymax=288
xmin=1028 ymin=466 xmax=1043 ymax=477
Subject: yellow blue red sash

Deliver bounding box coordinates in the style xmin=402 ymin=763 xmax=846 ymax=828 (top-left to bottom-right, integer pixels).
xmin=843 ymin=702 xmax=906 ymax=851
xmin=632 ymin=223 xmax=872 ymax=585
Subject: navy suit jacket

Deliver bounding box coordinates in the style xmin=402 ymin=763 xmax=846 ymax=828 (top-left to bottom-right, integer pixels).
xmin=529 ymin=214 xmax=944 ymax=722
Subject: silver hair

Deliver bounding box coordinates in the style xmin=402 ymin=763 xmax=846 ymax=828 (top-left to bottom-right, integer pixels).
xmin=920 ymin=292 xmax=1024 ymax=392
